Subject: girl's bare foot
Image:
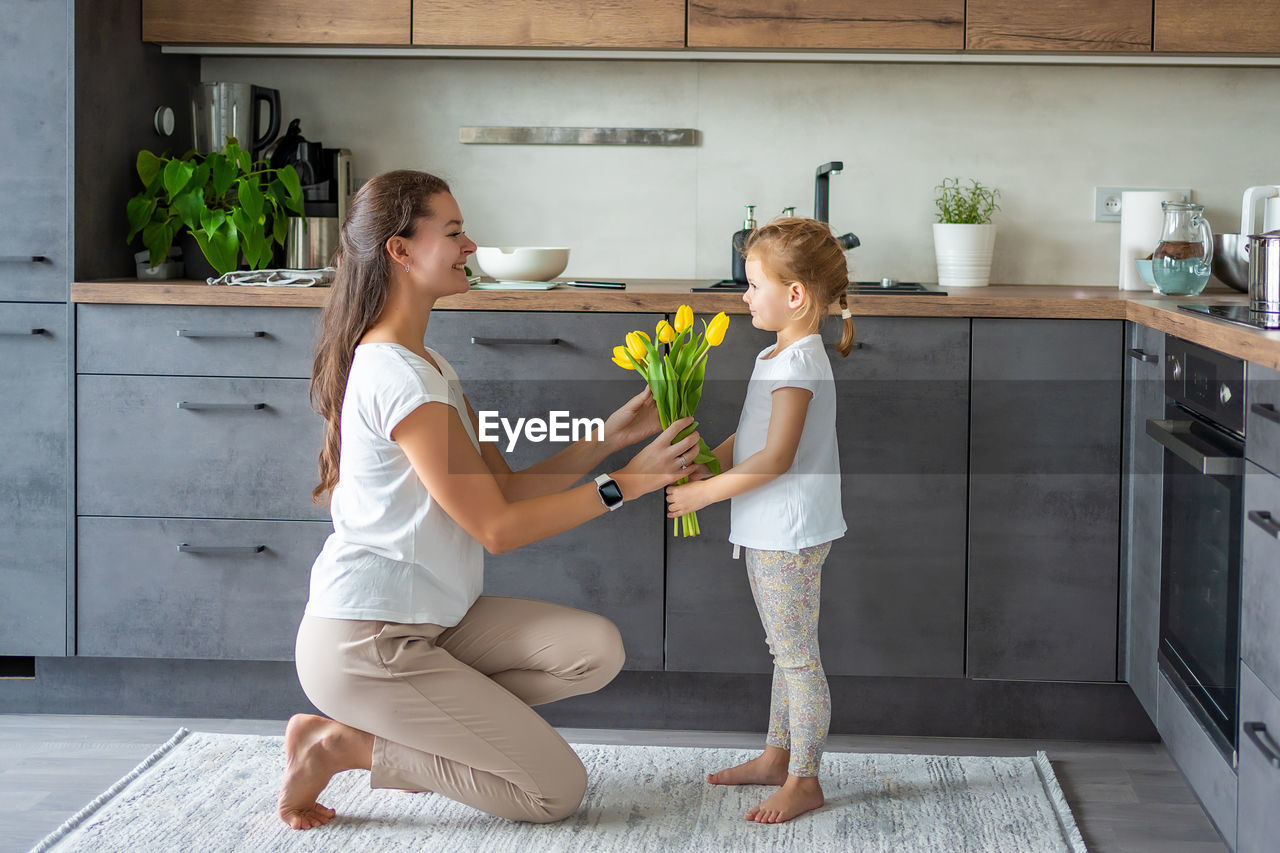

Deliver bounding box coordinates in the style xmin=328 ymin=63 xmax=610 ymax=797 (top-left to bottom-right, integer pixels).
xmin=706 ymin=746 xmax=789 ymax=786
xmin=745 ymin=774 xmax=824 ymax=824
xmin=277 ymin=714 xmax=373 ymax=830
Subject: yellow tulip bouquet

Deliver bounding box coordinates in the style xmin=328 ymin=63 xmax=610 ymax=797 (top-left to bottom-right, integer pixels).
xmin=612 ymin=305 xmax=729 ymax=536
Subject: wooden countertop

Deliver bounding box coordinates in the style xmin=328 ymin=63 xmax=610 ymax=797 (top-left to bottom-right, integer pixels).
xmin=71 ymin=278 xmax=1280 ymax=370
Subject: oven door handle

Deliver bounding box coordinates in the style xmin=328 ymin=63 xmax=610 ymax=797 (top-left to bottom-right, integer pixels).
xmin=1145 ymin=418 xmax=1244 ymax=476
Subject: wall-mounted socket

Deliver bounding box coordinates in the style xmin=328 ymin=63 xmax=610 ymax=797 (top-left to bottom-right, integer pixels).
xmin=1093 ymin=186 xmax=1191 ymax=222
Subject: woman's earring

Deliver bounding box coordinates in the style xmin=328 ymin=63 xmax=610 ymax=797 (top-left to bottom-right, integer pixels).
xmin=404 ymin=264 xmax=410 ymax=272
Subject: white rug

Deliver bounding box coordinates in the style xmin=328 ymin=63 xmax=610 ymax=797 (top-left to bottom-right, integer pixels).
xmin=31 ymin=729 xmax=1087 ymax=852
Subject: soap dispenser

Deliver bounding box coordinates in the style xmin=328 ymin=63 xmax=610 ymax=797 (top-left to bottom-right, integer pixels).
xmin=731 ymin=204 xmax=756 ymax=284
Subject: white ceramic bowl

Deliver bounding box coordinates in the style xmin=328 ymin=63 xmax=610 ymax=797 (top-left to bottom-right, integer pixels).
xmin=474 ymin=247 xmax=570 ymax=282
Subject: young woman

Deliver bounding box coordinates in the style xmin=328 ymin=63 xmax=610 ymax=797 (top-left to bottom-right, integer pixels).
xmin=278 ymin=170 xmax=700 ymax=829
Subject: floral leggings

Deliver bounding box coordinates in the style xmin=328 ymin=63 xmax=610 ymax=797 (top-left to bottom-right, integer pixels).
xmin=743 ymin=541 xmax=832 ymax=778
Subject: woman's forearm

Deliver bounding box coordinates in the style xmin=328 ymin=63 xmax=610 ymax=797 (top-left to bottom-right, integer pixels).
xmin=500 ymin=436 xmax=615 ymax=501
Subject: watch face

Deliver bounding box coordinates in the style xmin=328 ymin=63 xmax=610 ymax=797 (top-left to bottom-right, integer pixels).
xmin=598 ymin=477 xmax=624 ymax=507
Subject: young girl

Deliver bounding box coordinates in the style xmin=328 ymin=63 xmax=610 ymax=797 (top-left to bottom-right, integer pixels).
xmin=665 ymin=217 xmax=853 ymax=824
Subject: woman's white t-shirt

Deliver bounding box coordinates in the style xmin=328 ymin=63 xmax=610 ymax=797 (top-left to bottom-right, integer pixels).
xmin=729 ymin=333 xmax=846 ymax=552
xmin=306 ymin=342 xmax=484 ymax=627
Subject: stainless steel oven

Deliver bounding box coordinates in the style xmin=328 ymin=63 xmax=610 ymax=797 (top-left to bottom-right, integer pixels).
xmin=1146 ymin=336 xmax=1245 ymax=760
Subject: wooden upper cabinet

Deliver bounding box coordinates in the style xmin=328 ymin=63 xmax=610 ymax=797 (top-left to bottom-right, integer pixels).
xmin=967 ymin=1 xmax=1152 ymax=52
xmin=1155 ymin=0 xmax=1280 ymax=53
xmin=687 ymin=1 xmax=964 ymax=50
xmin=141 ymin=0 xmax=411 ymax=45
xmin=413 ymin=1 xmax=684 ymax=48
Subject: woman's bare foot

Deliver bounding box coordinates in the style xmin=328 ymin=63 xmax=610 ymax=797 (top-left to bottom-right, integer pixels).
xmin=706 ymin=746 xmax=789 ymax=786
xmin=277 ymin=714 xmax=374 ymax=830
xmin=745 ymin=774 xmax=824 ymax=824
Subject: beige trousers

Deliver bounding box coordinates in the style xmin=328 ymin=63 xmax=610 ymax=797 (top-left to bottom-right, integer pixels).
xmin=295 ymin=596 xmax=625 ymax=823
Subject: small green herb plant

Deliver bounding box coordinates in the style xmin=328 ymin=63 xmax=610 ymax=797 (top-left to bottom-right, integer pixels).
xmin=934 ymin=178 xmax=1001 ymax=225
xmin=126 ymin=138 xmax=304 ymax=275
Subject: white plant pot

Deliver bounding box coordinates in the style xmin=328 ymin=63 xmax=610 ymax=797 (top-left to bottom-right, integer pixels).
xmin=933 ymin=223 xmax=996 ymax=287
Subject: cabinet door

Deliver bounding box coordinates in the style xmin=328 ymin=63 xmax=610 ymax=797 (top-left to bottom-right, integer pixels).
xmin=0 ymin=0 xmax=68 ymax=301
xmin=1242 ymin=462 xmax=1280 ymax=698
xmin=1122 ymin=323 xmax=1164 ymax=720
xmin=688 ymin=1 xmax=964 ymax=50
xmin=427 ymin=311 xmax=667 ymax=671
xmin=77 ymin=517 xmax=331 ymax=660
xmin=142 ymin=0 xmax=411 ymax=45
xmin=415 ymin=1 xmax=684 ymax=48
xmin=968 ymin=319 xmax=1123 ymax=682
xmin=1238 ymin=663 xmax=1280 ymax=853
xmin=968 ymin=0 xmax=1151 ymax=51
xmin=1155 ymin=0 xmax=1280 ymax=53
xmin=1247 ymin=361 xmax=1280 ymax=478
xmin=665 ymin=317 xmax=970 ymax=677
xmin=0 ymin=305 xmax=67 ymax=655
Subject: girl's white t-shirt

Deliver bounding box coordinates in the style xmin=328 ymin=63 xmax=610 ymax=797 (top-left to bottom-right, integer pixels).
xmin=306 ymin=342 xmax=484 ymax=627
xmin=729 ymin=333 xmax=847 ymax=552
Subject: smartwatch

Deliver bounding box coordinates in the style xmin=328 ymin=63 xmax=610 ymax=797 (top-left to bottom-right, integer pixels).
xmin=594 ymin=473 xmax=624 ymax=511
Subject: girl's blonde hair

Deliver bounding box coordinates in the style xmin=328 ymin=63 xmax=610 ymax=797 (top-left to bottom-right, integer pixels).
xmin=742 ymin=217 xmax=856 ymax=357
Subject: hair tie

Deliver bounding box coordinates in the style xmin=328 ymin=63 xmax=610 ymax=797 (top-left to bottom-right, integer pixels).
xmin=841 ymin=308 xmax=852 ymax=320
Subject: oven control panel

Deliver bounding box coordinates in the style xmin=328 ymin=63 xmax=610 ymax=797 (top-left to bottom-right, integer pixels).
xmin=1165 ymin=337 xmax=1245 ymax=437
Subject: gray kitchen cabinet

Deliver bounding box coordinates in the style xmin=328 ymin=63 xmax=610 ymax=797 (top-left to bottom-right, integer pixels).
xmin=968 ymin=319 xmax=1123 ymax=682
xmin=0 ymin=0 xmax=68 ymax=302
xmin=77 ymin=516 xmax=331 ymax=660
xmin=1122 ymin=322 xmax=1165 ymax=720
xmin=77 ymin=304 xmax=320 ymax=379
xmin=1238 ymin=662 xmax=1280 ymax=853
xmin=1247 ymin=361 xmax=1280 ymax=478
xmin=1158 ymin=671 xmax=1238 ymax=848
xmin=664 ymin=317 xmax=971 ymax=677
xmin=0 ymin=304 xmax=67 ymax=655
xmin=1242 ymin=461 xmax=1280 ymax=698
xmin=428 ymin=310 xmax=667 ymax=671
xmin=77 ymin=375 xmax=326 ymax=521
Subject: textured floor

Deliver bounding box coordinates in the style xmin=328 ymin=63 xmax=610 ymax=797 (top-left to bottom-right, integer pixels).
xmin=1 ymin=715 xmax=1227 ymax=853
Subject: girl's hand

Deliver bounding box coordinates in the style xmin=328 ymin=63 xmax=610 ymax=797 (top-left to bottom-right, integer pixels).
xmin=666 ymin=480 xmax=712 ymax=517
xmin=614 ymin=416 xmax=700 ymax=498
xmin=601 ymin=387 xmax=661 ymax=451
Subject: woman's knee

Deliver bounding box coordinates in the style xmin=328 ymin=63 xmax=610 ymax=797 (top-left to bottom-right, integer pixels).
xmin=527 ymin=747 xmax=588 ymax=823
xmin=579 ymin=613 xmax=625 ymax=686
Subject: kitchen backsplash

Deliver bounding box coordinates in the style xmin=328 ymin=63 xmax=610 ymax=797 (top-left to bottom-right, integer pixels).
xmin=203 ymin=57 xmax=1280 ymax=286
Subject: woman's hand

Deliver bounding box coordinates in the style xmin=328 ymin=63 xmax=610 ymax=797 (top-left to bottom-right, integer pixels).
xmin=601 ymin=386 xmax=661 ymax=452
xmin=665 ymin=480 xmax=713 ymax=517
xmin=613 ymin=416 xmax=700 ymax=499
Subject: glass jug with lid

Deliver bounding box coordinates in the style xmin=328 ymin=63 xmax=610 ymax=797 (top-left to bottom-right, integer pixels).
xmin=1153 ymin=201 xmax=1213 ymax=295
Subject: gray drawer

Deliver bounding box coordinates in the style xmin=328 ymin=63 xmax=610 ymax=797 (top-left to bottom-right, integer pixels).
xmin=1243 ymin=461 xmax=1280 ymax=697
xmin=77 ymin=375 xmax=326 ymax=520
xmin=77 ymin=516 xmax=330 ymax=660
xmin=1239 ymin=662 xmax=1280 ymax=853
xmin=0 ymin=304 xmax=68 ymax=655
xmin=77 ymin=304 xmax=320 ymax=378
xmin=428 ymin=311 xmax=661 ymax=380
xmin=1248 ymin=361 xmax=1280 ymax=477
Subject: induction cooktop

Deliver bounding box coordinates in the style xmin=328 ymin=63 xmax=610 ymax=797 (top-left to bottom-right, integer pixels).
xmin=1178 ymin=304 xmax=1280 ymax=330
xmin=691 ymin=279 xmax=947 ymax=295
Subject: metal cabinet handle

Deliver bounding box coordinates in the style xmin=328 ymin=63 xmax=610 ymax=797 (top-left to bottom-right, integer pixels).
xmin=0 ymin=328 xmax=46 ymax=336
xmin=1127 ymin=347 xmax=1158 ymax=364
xmin=1245 ymin=721 xmax=1280 ymax=769
xmin=176 ymin=402 xmax=267 ymax=411
xmin=176 ymin=329 xmax=267 ymax=338
xmin=0 ymin=255 xmax=50 ymax=264
xmin=1252 ymin=403 xmax=1280 ymax=426
xmin=1248 ymin=510 xmax=1280 ymax=540
xmin=849 ymin=341 xmax=864 ymax=349
xmin=1145 ymin=418 xmax=1244 ymax=476
xmin=471 ymin=336 xmax=562 ymax=346
xmin=177 ymin=544 xmax=266 ymax=556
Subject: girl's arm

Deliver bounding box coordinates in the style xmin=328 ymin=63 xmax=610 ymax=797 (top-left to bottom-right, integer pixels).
xmin=665 ymin=388 xmax=810 ymax=517
xmin=395 ymin=400 xmax=698 ymax=555
xmin=463 ymin=387 xmax=660 ymax=502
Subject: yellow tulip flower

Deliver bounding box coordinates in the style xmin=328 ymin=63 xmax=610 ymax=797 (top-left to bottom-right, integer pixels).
xmin=706 ymin=311 xmax=730 ymax=346
xmin=612 ymin=345 xmax=636 ymax=370
xmin=656 ymin=320 xmax=676 ymax=344
xmin=625 ymin=331 xmax=649 ymax=360
xmin=674 ymin=304 xmax=694 ymax=334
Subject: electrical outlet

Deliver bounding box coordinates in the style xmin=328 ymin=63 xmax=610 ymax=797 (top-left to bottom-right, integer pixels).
xmin=1094 ymin=187 xmax=1191 ymax=223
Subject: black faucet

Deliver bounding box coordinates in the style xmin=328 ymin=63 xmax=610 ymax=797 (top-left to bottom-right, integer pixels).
xmin=814 ymin=161 xmax=860 ymax=251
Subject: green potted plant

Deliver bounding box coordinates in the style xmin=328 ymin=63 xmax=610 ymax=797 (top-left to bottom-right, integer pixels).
xmin=932 ymin=178 xmax=1001 ymax=287
xmin=126 ymin=138 xmax=304 ymax=279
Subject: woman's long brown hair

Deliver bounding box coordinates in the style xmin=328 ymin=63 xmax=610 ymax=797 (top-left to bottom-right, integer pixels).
xmin=743 ymin=217 xmax=857 ymax=357
xmin=310 ymin=170 xmax=451 ymax=502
